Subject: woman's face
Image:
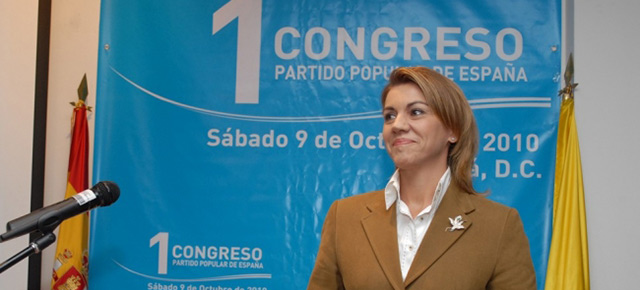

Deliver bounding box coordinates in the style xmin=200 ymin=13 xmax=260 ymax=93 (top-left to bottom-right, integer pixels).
xmin=382 ymin=83 xmax=455 ymax=170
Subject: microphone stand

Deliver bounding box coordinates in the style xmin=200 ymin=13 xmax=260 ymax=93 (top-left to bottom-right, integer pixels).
xmin=0 ymin=232 xmax=56 ymax=274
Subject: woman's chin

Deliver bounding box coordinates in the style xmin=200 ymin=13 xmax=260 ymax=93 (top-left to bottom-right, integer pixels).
xmin=390 ymin=157 xmax=416 ymax=170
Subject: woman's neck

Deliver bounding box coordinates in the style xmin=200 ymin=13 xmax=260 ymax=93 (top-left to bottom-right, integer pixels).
xmin=398 ymin=163 xmax=448 ymax=218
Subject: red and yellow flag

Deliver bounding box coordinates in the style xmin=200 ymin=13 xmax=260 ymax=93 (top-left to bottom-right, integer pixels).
xmin=52 ymin=75 xmax=91 ymax=290
xmin=544 ymin=55 xmax=590 ymax=289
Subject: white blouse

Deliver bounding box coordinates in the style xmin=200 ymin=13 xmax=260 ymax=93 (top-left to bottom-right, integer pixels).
xmin=384 ymin=168 xmax=452 ymax=280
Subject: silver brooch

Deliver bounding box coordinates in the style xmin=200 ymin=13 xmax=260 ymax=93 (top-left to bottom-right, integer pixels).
xmin=446 ymin=215 xmax=465 ymax=232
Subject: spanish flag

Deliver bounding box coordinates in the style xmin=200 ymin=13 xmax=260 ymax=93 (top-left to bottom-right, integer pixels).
xmin=544 ymin=55 xmax=590 ymax=289
xmin=51 ymin=75 xmax=91 ymax=290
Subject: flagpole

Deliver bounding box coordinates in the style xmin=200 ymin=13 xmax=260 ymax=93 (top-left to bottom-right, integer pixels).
xmin=544 ymin=53 xmax=591 ymax=290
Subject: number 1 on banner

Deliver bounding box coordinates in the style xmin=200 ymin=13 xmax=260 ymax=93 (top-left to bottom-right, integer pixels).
xmin=213 ymin=0 xmax=263 ymax=104
xmin=150 ymin=232 xmax=169 ymax=274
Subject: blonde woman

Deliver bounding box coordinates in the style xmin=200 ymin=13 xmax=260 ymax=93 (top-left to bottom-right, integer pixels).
xmin=308 ymin=67 xmax=536 ymax=290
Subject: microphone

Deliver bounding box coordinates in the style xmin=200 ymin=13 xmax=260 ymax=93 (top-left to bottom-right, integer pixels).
xmin=0 ymin=181 xmax=120 ymax=242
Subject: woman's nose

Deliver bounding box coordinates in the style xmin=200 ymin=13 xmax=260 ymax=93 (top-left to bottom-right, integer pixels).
xmin=391 ymin=113 xmax=409 ymax=132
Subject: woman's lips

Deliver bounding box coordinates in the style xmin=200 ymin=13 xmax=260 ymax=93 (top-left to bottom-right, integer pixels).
xmin=393 ymin=138 xmax=414 ymax=146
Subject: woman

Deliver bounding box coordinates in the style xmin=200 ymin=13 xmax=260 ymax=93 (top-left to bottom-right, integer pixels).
xmin=307 ymin=67 xmax=536 ymax=289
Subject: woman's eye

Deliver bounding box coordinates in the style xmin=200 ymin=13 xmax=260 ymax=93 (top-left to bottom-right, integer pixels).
xmin=383 ymin=113 xmax=396 ymax=121
xmin=411 ymin=109 xmax=424 ymax=116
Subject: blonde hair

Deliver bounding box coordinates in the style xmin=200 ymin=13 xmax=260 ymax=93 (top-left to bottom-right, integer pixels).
xmin=381 ymin=67 xmax=480 ymax=195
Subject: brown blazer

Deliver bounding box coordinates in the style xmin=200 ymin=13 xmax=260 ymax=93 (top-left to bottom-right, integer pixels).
xmin=307 ymin=184 xmax=536 ymax=290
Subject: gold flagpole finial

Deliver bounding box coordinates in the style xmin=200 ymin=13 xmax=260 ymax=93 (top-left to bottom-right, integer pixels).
xmin=70 ymin=74 xmax=92 ymax=111
xmin=559 ymin=53 xmax=578 ymax=101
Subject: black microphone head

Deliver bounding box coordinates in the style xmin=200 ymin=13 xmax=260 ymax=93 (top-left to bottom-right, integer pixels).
xmin=91 ymin=181 xmax=120 ymax=206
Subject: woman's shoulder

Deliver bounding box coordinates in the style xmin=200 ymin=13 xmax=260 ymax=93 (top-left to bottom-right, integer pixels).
xmin=467 ymin=193 xmax=512 ymax=210
xmin=326 ymin=190 xmax=386 ymax=215
xmin=463 ymin=192 xmax=522 ymax=222
xmin=334 ymin=189 xmax=385 ymax=206
xmin=323 ymin=190 xmax=386 ymax=222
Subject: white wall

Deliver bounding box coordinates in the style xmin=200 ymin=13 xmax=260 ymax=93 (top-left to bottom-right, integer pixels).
xmin=575 ymin=0 xmax=640 ymax=288
xmin=0 ymin=0 xmax=99 ymax=288
xmin=0 ymin=0 xmax=639 ymax=289
xmin=0 ymin=0 xmax=39 ymax=288
xmin=40 ymin=0 xmax=101 ymax=286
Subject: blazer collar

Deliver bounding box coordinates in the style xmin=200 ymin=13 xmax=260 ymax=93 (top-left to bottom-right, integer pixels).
xmin=361 ymin=192 xmax=405 ymax=290
xmin=404 ymin=183 xmax=476 ymax=286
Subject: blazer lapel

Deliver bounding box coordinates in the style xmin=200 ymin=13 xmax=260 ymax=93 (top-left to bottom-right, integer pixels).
xmin=404 ymin=185 xmax=476 ymax=286
xmin=361 ymin=196 xmax=405 ymax=290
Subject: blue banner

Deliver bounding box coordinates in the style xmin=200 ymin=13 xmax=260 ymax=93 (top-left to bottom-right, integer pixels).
xmin=90 ymin=0 xmax=561 ymax=289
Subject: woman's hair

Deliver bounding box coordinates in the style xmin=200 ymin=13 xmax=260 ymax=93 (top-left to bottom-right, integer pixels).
xmin=381 ymin=67 xmax=480 ymax=195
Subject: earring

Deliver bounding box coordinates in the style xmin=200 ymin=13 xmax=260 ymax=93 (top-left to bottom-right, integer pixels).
xmin=449 ymin=137 xmax=457 ymax=142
